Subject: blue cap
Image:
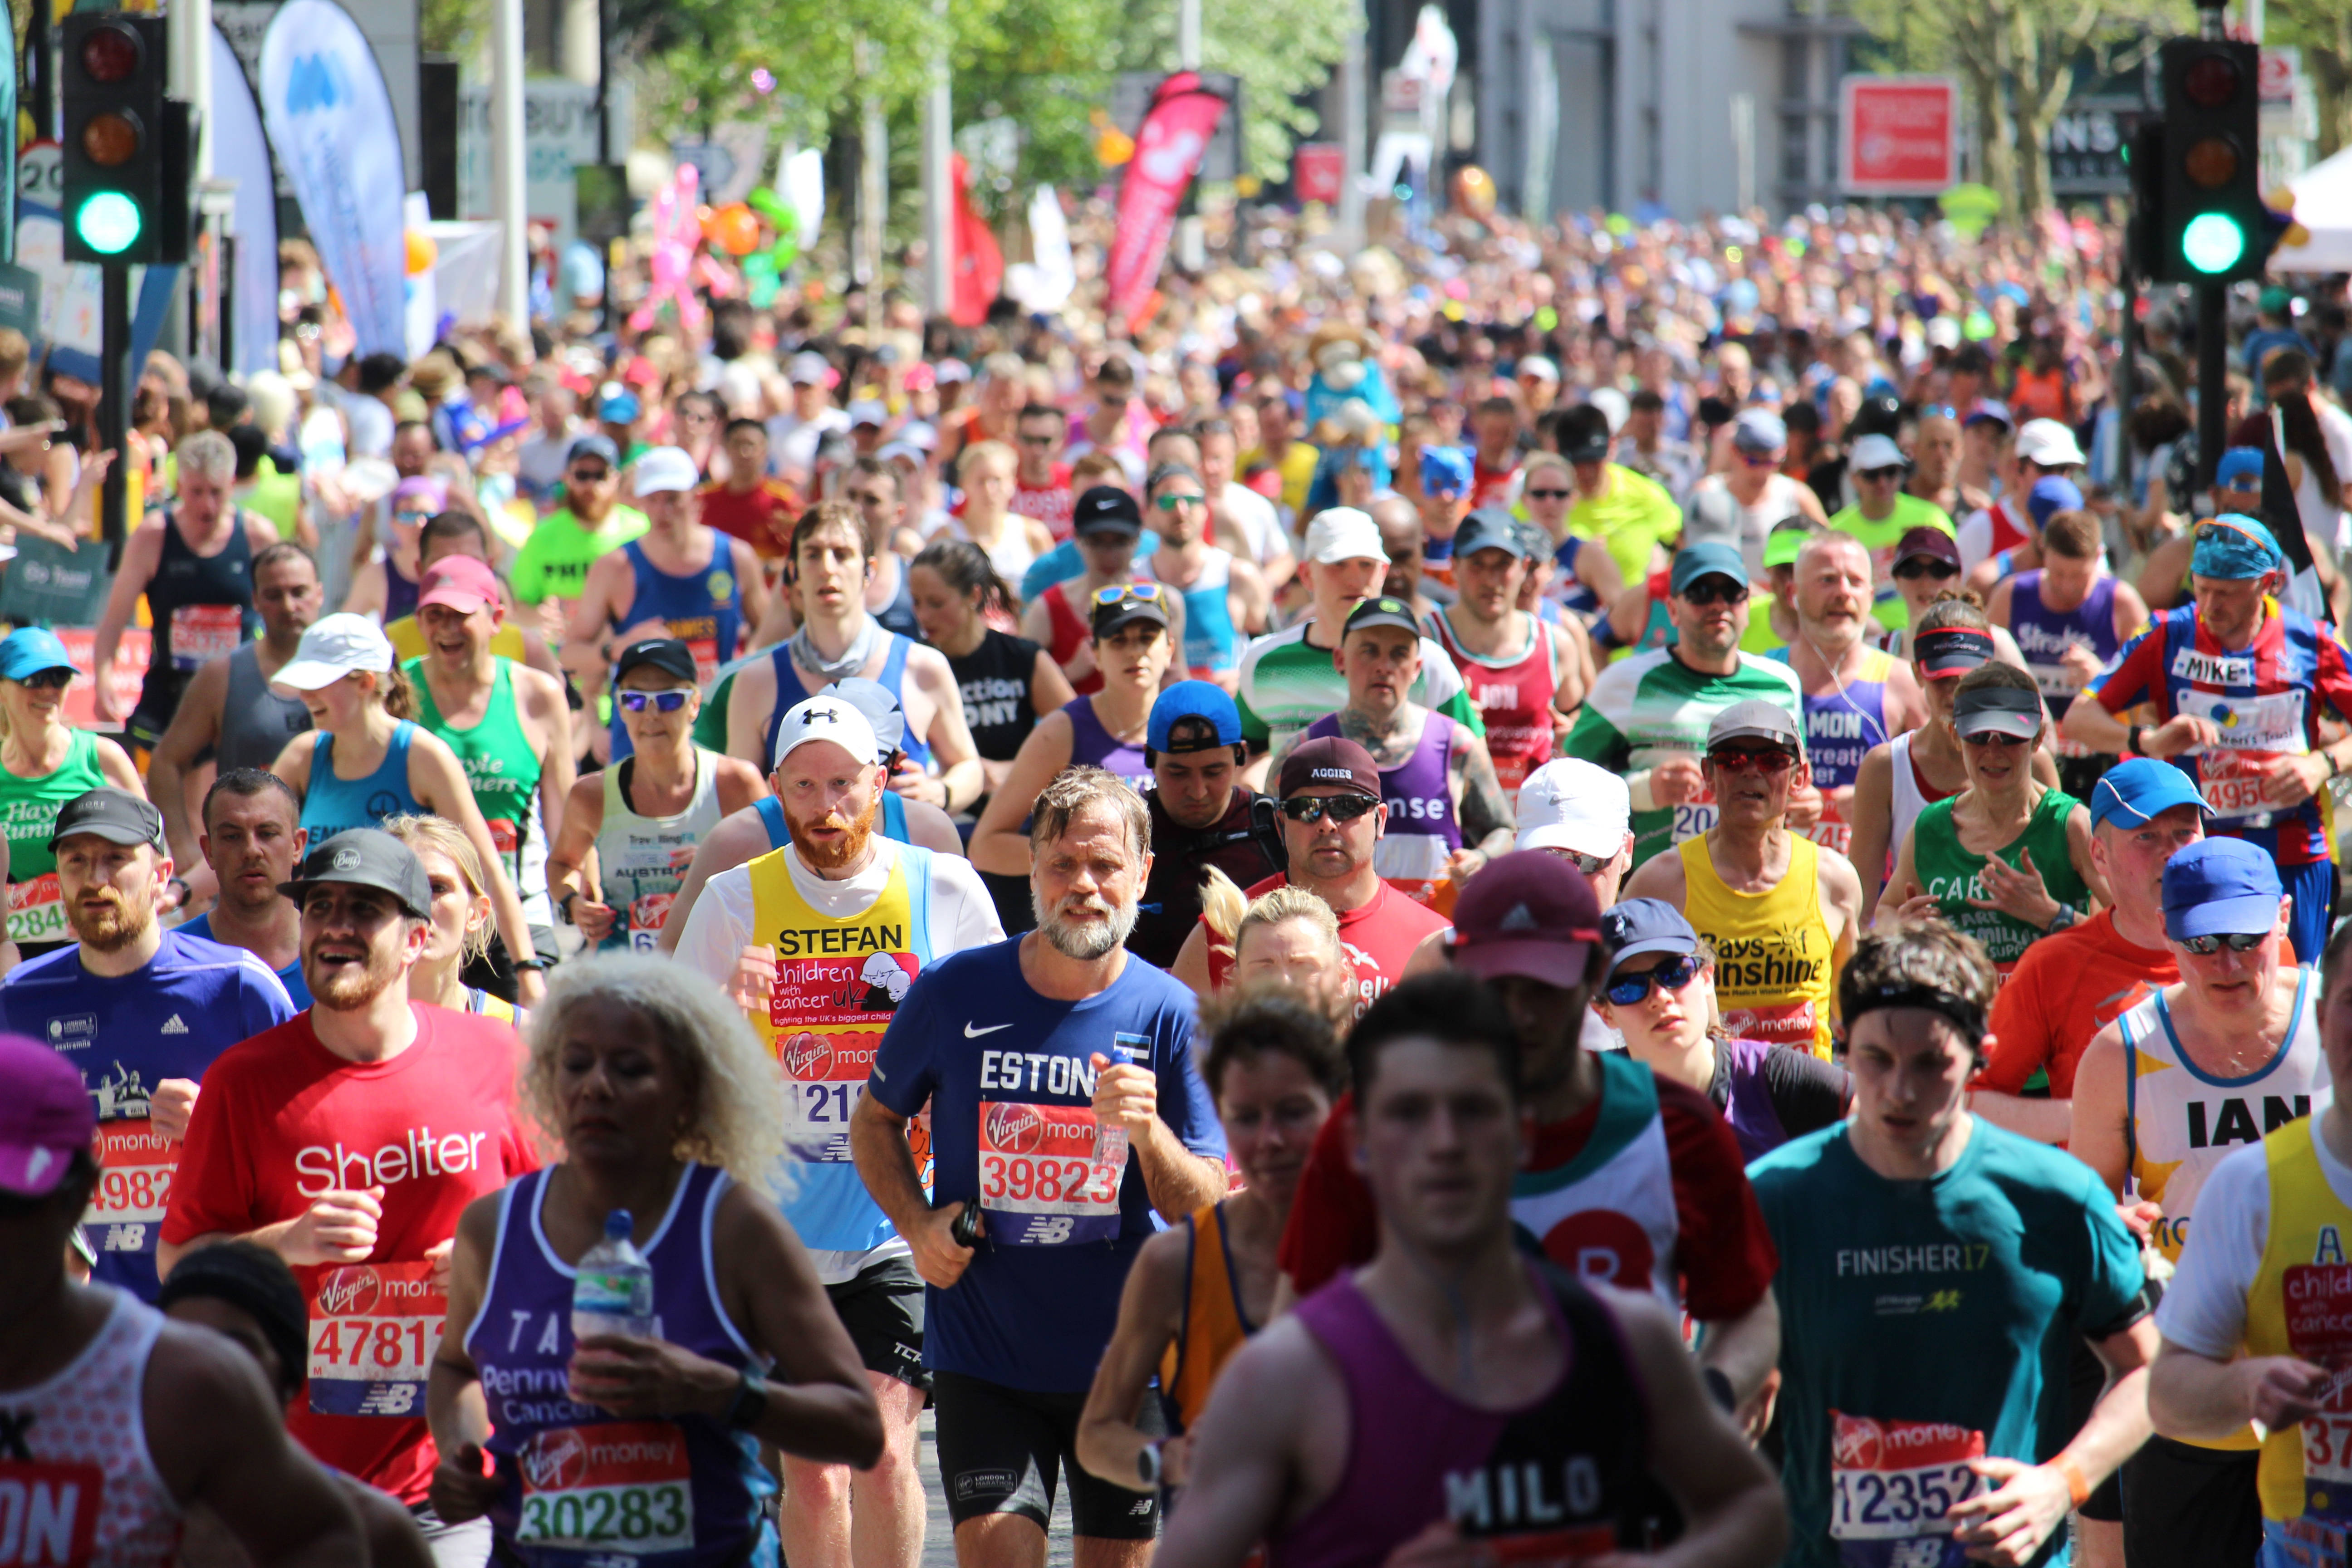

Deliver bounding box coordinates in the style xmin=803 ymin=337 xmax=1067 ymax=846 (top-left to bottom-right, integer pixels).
xmin=2087 ymin=758 xmax=2213 ymax=830
xmin=1963 ymin=399 xmax=2012 ymax=429
xmin=0 ymin=627 xmax=80 ymax=683
xmin=2027 ymin=475 xmax=2083 ymax=528
xmin=598 ymin=389 xmax=642 ymax=424
xmin=2215 ymin=447 xmax=2266 ymax=489
xmin=1454 ymin=507 xmax=1530 ymax=560
xmin=2162 ymin=837 xmax=2284 ymax=942
xmin=2192 ymin=513 xmax=2284 ymax=580
xmin=1598 ymin=898 xmax=1699 ymax=983
xmin=1147 ymin=681 xmax=1243 ymax=754
xmin=1418 ymin=444 xmax=1473 ymax=499
xmin=1670 ymin=541 xmax=1749 ymax=597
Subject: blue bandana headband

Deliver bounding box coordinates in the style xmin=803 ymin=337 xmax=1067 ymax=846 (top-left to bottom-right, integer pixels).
xmin=2192 ymin=514 xmax=2283 ymax=581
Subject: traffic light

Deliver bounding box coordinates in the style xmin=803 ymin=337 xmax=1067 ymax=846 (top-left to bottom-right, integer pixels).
xmin=60 ymin=13 xmax=191 ymax=265
xmin=2147 ymin=38 xmax=2264 ymax=284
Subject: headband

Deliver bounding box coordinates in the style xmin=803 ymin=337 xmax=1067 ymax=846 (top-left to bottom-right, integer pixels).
xmin=1838 ymin=981 xmax=1987 ymax=1046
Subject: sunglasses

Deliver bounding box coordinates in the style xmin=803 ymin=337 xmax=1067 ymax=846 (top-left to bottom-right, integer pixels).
xmin=1017 ymin=434 xmax=1059 ymax=447
xmin=2178 ymin=930 xmax=2269 ymax=956
xmin=1561 ymin=849 xmax=1611 ymax=876
xmin=1094 ymin=583 xmax=1168 ymax=606
xmin=1526 ymin=487 xmax=1573 ymax=501
xmin=1155 ymin=493 xmax=1207 ymax=510
xmin=1707 ymin=747 xmax=1796 ymax=774
xmin=618 ymin=690 xmax=691 ymax=713
xmin=1604 ymin=954 xmax=1704 ymax=1007
xmin=1740 ymin=451 xmax=1780 ymax=467
xmin=1856 ymin=467 xmax=1906 ymax=483
xmin=18 ymin=669 xmax=72 ymax=691
xmin=1894 ymin=559 xmax=1960 ymax=581
xmin=569 ymin=467 xmax=613 ymax=483
xmin=1679 ymin=579 xmax=1749 ymax=607
xmin=1959 ymin=729 xmax=2032 ymax=749
xmin=1279 ymin=794 xmax=1380 ymax=825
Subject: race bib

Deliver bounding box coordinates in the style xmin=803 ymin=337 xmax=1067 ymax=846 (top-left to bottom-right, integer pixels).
xmin=170 ymin=602 xmax=245 ymax=669
xmin=1828 ymin=1412 xmax=1986 ymax=1568
xmin=2178 ymin=688 xmax=2306 ymax=755
xmin=1671 ymin=785 xmax=1717 ymax=843
xmin=685 ymin=637 xmax=720 ymax=690
xmin=770 ymin=949 xmax=917 ymax=1163
xmin=2286 ymin=1263 xmax=2352 ymax=1531
xmin=627 ymin=892 xmax=676 ymax=952
xmin=2199 ymin=750 xmax=2287 ymax=823
xmin=1806 ymin=798 xmax=1852 ymax=857
xmin=978 ymin=1101 xmax=1127 ymax=1246
xmin=82 ymin=1120 xmax=176 ymax=1260
xmin=307 ymin=1261 xmax=446 ymax=1418
xmin=1720 ymin=1000 xmax=1818 ymax=1051
xmin=489 ymin=817 xmax=520 ymax=858
xmin=8 ymin=872 xmax=65 ymax=946
xmin=515 ymin=1421 xmax=695 ymax=1557
xmin=0 ymin=1462 xmax=102 ymax=1565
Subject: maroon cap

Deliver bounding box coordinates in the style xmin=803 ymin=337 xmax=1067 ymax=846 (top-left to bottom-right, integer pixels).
xmin=0 ymin=1035 xmax=94 ymax=1197
xmin=1446 ymin=851 xmax=1603 ymax=988
xmin=1278 ymin=735 xmax=1382 ymax=800
xmin=1894 ymin=527 xmax=1962 ymax=571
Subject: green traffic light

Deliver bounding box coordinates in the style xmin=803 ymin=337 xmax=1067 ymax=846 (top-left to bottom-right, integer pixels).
xmin=2182 ymin=211 xmax=2246 ymax=274
xmin=74 ymin=191 xmax=141 ymax=255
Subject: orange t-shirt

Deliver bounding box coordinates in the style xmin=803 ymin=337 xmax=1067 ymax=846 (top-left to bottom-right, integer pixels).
xmin=1975 ymin=909 xmax=2172 ymax=1100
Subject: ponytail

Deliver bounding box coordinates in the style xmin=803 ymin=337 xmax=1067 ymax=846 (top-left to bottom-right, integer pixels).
xmin=912 ymin=538 xmax=1016 ymax=620
xmin=377 ymin=663 xmax=416 ymax=720
xmin=2280 ymin=391 xmax=2344 ymax=507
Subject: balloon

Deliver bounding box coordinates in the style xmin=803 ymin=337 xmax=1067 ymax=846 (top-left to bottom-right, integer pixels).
xmin=404 ymin=229 xmax=437 ymax=274
xmin=705 ymin=202 xmax=760 ymax=256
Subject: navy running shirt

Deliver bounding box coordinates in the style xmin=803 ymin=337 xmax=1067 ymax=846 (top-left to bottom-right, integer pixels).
xmin=867 ymin=938 xmax=1221 ymax=1392
xmin=179 ymin=911 xmax=311 ymax=1007
xmin=0 ymin=928 xmax=298 ymax=1299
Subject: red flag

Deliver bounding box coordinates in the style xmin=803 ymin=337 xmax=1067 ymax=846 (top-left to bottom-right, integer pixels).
xmin=1107 ymin=73 xmax=1229 ymax=329
xmin=950 ymin=152 xmax=1003 ymax=327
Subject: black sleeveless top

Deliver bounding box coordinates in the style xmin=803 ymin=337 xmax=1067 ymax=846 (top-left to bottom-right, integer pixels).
xmin=146 ymin=510 xmax=260 ymax=677
xmin=946 ymin=628 xmax=1044 ymax=762
xmin=1132 ymin=784 xmax=1283 ymax=968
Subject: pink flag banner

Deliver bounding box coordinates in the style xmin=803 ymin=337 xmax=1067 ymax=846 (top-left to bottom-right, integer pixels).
xmin=1106 ymin=73 xmax=1230 ymax=329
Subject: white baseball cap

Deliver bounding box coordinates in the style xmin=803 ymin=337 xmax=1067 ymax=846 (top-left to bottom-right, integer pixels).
xmin=772 ymin=695 xmax=882 ymax=772
xmin=632 ymin=446 xmax=700 ymax=497
xmin=271 ymin=613 xmax=395 ymax=692
xmin=1303 ymin=507 xmax=1389 ymax=566
xmin=2014 ymin=417 xmax=2087 ymax=468
xmin=1515 ymin=759 xmax=1632 ymax=858
xmin=847 ymin=399 xmax=890 ymax=429
xmin=1847 ymin=433 xmax=1908 ymax=474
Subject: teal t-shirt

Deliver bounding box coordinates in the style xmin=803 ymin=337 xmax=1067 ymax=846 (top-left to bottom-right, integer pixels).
xmin=1747 ymin=1120 xmax=2146 ymax=1568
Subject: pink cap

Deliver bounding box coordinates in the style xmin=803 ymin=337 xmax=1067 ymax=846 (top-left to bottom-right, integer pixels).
xmin=0 ymin=1035 xmax=94 ymax=1197
xmin=418 ymin=555 xmax=503 ymax=616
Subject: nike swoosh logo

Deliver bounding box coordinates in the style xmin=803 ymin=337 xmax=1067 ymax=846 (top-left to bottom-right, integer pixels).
xmin=964 ymin=1022 xmax=1012 ymax=1038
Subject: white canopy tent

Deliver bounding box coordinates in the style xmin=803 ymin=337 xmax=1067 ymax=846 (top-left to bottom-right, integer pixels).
xmin=2271 ymin=145 xmax=2352 ymax=274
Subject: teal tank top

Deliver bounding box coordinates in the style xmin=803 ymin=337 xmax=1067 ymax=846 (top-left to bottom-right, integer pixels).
xmin=300 ymin=721 xmax=426 ymax=852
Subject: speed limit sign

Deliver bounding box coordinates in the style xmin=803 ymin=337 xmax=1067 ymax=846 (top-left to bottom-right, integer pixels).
xmin=17 ymin=142 xmax=60 ymax=211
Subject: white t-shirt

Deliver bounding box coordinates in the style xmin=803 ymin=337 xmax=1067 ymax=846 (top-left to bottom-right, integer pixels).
xmin=2155 ymin=1114 xmax=2352 ymax=1360
xmin=517 ymin=425 xmax=579 ymax=494
xmin=1218 ymin=480 xmax=1288 ymax=568
xmin=766 ymin=407 xmax=852 ymax=476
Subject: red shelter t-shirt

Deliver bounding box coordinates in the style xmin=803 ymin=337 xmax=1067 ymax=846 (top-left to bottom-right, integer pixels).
xmin=162 ymin=1005 xmax=539 ymax=1504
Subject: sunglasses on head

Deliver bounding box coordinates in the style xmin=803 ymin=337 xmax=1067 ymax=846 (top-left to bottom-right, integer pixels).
xmin=1525 ymin=487 xmax=1573 ymax=501
xmin=2178 ymin=930 xmax=2268 ymax=955
xmin=1894 ymin=559 xmax=1959 ymax=581
xmin=1094 ymin=583 xmax=1168 ymax=606
xmin=1708 ymin=747 xmax=1796 ymax=774
xmin=1280 ymin=794 xmax=1379 ymax=825
xmin=1604 ymin=954 xmax=1704 ymax=1007
xmin=1679 ymin=578 xmax=1749 ymax=607
xmin=618 ymin=690 xmax=691 ymax=713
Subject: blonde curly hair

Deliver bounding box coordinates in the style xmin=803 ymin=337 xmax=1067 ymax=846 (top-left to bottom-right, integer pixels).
xmin=523 ymin=953 xmax=791 ymax=1200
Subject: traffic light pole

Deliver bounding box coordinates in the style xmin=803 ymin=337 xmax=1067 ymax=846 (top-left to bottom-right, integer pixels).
xmin=99 ymin=263 xmax=131 ymax=556
xmin=2197 ymin=283 xmax=2227 ymax=490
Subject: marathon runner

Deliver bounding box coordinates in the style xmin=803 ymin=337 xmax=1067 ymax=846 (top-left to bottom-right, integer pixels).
xmin=1825 ymin=431 xmax=1957 ymax=633
xmin=1146 ymin=462 xmax=1267 ymax=691
xmin=2063 ymin=513 xmax=2352 ymax=966
xmin=1130 ymin=682 xmax=1284 ymax=967
xmin=179 ymin=769 xmax=312 ymax=1004
xmin=1747 ymin=921 xmax=2159 ymax=1568
xmin=506 ymin=434 xmax=648 ymax=617
xmin=381 ymin=510 xmax=564 ymax=678
xmin=1963 ymin=476 xmax=2083 ymax=598
xmin=1513 ymin=758 xmax=1635 ymax=905
xmin=1771 ymin=533 xmax=1928 ymax=856
xmin=0 ymin=1036 xmax=370 ymax=1566
xmin=674 ymin=695 xmax=1000 ymax=1568
xmin=1075 ymin=985 xmax=1345 ymax=1493
xmin=1019 ymin=486 xmax=1179 ymax=696
xmin=2068 ymin=837 xmax=2326 ymax=1568
xmin=1426 ymin=508 xmax=1590 ymax=798
xmin=161 ymin=828 xmax=540 ymax=1563
xmin=1988 ymin=507 xmax=2148 ymax=799
xmin=1 ymin=787 xmax=296 ymax=1301
xmin=0 ymin=627 xmax=144 ymax=958
xmin=851 ymin=766 xmax=1227 ymax=1568
xmin=1155 ymin=970 xmax=1788 ymax=1568
xmin=1622 ymin=701 xmax=1861 ymax=1059
xmin=1171 ymin=736 xmax=1452 ymax=1009
xmin=1689 ymin=408 xmax=1832 ymax=576
xmin=428 ymin=954 xmax=888 ymax=1568
xmin=1214 ymin=887 xmax=1361 ymax=1028
xmin=1293 ymin=596 xmax=1517 ymax=908
xmin=1564 ymin=541 xmax=1809 ymax=871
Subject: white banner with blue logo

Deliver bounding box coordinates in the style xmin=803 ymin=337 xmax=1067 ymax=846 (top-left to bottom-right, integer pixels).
xmin=258 ymin=0 xmax=406 ymax=356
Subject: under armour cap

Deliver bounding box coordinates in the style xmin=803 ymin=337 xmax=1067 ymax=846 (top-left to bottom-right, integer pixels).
xmin=1276 ymin=735 xmax=1381 ymax=801
xmin=1515 ymin=759 xmax=1630 ymax=857
xmin=1149 ymin=681 xmax=1244 ymax=753
xmin=1446 ymin=851 xmax=1603 ymax=988
xmin=773 ymin=695 xmax=882 ymax=772
xmin=632 ymin=446 xmax=700 ymax=496
xmin=2088 ymin=759 xmax=2213 ymax=830
xmin=271 ymin=613 xmax=395 ymax=692
xmin=1598 ymin=898 xmax=1700 ymax=985
xmin=279 ymin=827 xmax=433 ymax=919
xmin=49 ymin=787 xmax=162 ymax=851
xmin=1303 ymin=507 xmax=1389 ymax=566
xmin=613 ymin=637 xmax=699 ymax=686
xmin=2162 ymin=837 xmax=2283 ymax=943
xmin=832 ymin=676 xmax=908 ymax=764
xmin=0 ymin=1034 xmax=95 ymax=1197
xmin=0 ymin=626 xmax=80 ymax=683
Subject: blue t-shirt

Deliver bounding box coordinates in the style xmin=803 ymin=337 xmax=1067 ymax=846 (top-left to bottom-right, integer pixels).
xmin=0 ymin=929 xmax=299 ymax=1301
xmin=867 ymin=940 xmax=1221 ymax=1392
xmin=1747 ymin=1120 xmax=2148 ymax=1568
xmin=178 ymin=911 xmax=311 ymax=1007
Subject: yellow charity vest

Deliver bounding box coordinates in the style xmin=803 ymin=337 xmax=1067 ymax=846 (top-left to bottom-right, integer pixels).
xmin=1676 ymin=832 xmax=1836 ymax=1059
xmin=2244 ymin=1114 xmax=2352 ymax=1524
xmin=384 ymin=612 xmax=531 ymax=667
xmin=745 ymin=841 xmax=931 ymax=1253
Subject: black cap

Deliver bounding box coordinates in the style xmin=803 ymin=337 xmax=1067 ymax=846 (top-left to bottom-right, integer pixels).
xmin=566 ymin=433 xmax=621 ymax=469
xmin=615 ymin=637 xmax=698 ymax=686
xmin=279 ymin=828 xmax=434 ymax=919
xmin=1341 ymin=596 xmax=1424 ymax=640
xmin=1952 ymin=683 xmax=2046 ymax=741
xmin=1453 ymin=507 xmax=1530 ymax=560
xmin=1091 ymin=583 xmax=1172 ymax=639
xmin=49 ymin=787 xmax=163 ymax=852
xmin=1073 ymin=486 xmax=1143 ymax=537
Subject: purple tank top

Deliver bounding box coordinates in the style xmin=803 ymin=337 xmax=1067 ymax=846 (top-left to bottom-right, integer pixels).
xmin=386 ymin=556 xmax=420 ymax=622
xmin=2010 ymin=570 xmax=2120 ymax=721
xmin=464 ymin=1164 xmax=776 ymax=1567
xmin=1269 ymin=1266 xmax=1647 ymax=1568
xmin=1796 ymin=672 xmax=1888 ymax=792
xmin=1063 ymin=696 xmax=1150 ymax=787
xmin=1302 ymin=712 xmax=1462 ymax=853
xmin=1712 ymin=1038 xmax=1791 ymax=1163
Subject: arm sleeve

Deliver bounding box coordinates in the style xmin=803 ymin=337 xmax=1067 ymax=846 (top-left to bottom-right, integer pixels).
xmin=158 ymin=1058 xmax=255 ymax=1246
xmin=1656 ymin=1081 xmax=1779 ymax=1322
xmin=669 ymin=869 xmax=755 ymax=988
xmin=2152 ymin=1145 xmax=2270 ymax=1358
xmin=2082 ymin=622 xmax=2164 ymax=714
xmin=1759 ymin=1047 xmax=1852 ymax=1139
xmin=867 ymin=964 xmax=941 ymax=1119
xmin=1276 ymin=1095 xmax=1380 ymax=1294
xmin=1975 ymin=954 xmax=2061 ymax=1094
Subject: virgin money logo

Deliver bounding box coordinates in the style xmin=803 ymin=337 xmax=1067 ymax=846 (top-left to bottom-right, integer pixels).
xmin=522 ymin=1428 xmax=588 ymax=1490
xmin=317 ymin=1266 xmax=381 ymax=1317
xmin=1833 ymin=1416 xmax=1882 ymax=1470
xmin=632 ymin=893 xmax=675 ymax=933
xmin=986 ymin=1102 xmax=1045 ymax=1155
xmin=781 ymin=1033 xmax=832 ymax=1078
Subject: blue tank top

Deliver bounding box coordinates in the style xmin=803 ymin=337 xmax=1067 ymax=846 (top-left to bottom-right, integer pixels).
xmin=465 ymin=1163 xmax=777 ymax=1568
xmin=1769 ymin=646 xmax=1892 ymax=792
xmin=609 ymin=541 xmax=746 ymax=762
xmin=1169 ymin=549 xmax=1242 ymax=675
xmin=756 ymin=637 xmax=933 ymax=774
xmin=299 ymin=721 xmax=424 ymax=851
xmin=2011 ymin=569 xmax=2121 ymax=723
xmin=1062 ymin=697 xmax=1151 ymax=787
xmin=179 ymin=911 xmax=312 ymax=1008
xmin=754 ymin=790 xmax=910 ymax=849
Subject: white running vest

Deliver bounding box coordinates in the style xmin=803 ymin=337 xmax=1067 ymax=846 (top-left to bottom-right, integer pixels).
xmin=0 ymin=1289 xmax=183 ymax=1567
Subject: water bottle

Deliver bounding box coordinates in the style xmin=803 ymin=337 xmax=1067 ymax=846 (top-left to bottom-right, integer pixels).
xmin=572 ymin=1210 xmax=657 ymax=1340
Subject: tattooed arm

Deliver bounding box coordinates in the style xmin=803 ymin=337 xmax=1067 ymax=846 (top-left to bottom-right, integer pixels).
xmin=1446 ymin=727 xmax=1518 ymax=886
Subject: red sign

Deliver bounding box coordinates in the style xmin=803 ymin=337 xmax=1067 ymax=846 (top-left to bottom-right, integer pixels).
xmin=53 ymin=626 xmax=147 ymax=730
xmin=1839 ymin=76 xmax=1958 ymax=195
xmin=1294 ymin=142 xmax=1344 ymax=206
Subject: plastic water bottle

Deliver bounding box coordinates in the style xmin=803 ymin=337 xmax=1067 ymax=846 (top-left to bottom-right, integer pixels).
xmin=572 ymin=1210 xmax=657 ymax=1340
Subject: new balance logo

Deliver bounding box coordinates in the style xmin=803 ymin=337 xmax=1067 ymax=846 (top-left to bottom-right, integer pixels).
xmin=160 ymin=1015 xmax=188 ymax=1035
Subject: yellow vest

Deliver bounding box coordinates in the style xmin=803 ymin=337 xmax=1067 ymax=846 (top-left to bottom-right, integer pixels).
xmin=385 ymin=613 xmax=531 ymax=667
xmin=1676 ymin=832 xmax=1836 ymax=1059
xmin=2245 ymin=1115 xmax=2352 ymax=1520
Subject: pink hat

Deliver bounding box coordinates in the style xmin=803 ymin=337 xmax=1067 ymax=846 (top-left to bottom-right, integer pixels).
xmin=417 ymin=555 xmax=503 ymax=616
xmin=0 ymin=1035 xmax=94 ymax=1197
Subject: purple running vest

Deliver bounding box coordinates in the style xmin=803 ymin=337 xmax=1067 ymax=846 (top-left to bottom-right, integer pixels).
xmin=1713 ymin=1038 xmax=1793 ymax=1163
xmin=1063 ymin=696 xmax=1152 ymax=788
xmin=2009 ymin=570 xmax=2120 ymax=724
xmin=464 ymin=1164 xmax=778 ymax=1568
xmin=1268 ymin=1264 xmax=1649 ymax=1568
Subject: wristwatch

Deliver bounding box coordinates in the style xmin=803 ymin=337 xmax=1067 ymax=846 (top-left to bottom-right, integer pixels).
xmin=512 ymin=958 xmax=551 ymax=973
xmin=725 ymin=1366 xmax=769 ymax=1431
xmin=2046 ymin=904 xmax=2080 ymax=933
xmin=558 ymin=889 xmax=579 ymax=921
xmin=1137 ymin=1440 xmax=1166 ymax=1488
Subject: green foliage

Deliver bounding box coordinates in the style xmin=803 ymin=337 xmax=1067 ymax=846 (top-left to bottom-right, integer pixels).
xmin=419 ymin=0 xmax=484 ymax=59
xmin=2266 ymin=0 xmax=2350 ymax=157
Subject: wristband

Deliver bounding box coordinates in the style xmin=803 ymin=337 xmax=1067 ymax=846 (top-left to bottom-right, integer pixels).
xmin=558 ymin=890 xmax=579 ymax=921
xmin=512 ymin=957 xmax=550 ymax=972
xmin=2054 ymin=1456 xmax=2091 ymax=1508
xmin=2329 ymin=751 xmax=2344 ymax=780
xmin=2127 ymin=724 xmax=2147 ymax=757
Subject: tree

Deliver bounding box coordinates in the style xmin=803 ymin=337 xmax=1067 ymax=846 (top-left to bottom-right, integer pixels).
xmin=2268 ymin=0 xmax=2350 ymax=157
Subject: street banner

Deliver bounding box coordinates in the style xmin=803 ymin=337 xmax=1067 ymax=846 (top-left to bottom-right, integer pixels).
xmin=212 ymin=25 xmax=279 ymax=377
xmin=1839 ymin=75 xmax=1958 ymax=196
xmin=1106 ymin=72 xmax=1229 ymax=329
xmin=258 ymin=0 xmax=407 ymax=355
xmin=950 ymin=152 xmax=1002 ymax=327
